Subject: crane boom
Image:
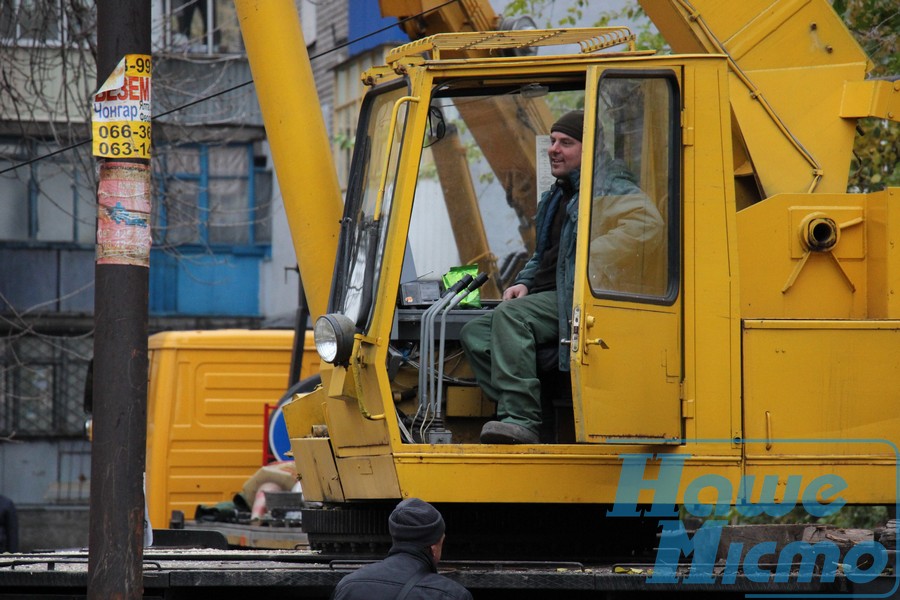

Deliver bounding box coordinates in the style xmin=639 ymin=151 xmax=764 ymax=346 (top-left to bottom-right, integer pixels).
xmin=235 ymin=0 xmax=343 ymax=319
xmin=640 ymin=0 xmax=871 ymax=202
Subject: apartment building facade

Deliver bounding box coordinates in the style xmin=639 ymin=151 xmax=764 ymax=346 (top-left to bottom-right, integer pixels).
xmin=0 ymin=0 xmax=404 ymax=548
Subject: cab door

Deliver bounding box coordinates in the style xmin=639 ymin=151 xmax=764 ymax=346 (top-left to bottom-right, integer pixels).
xmin=571 ymin=68 xmax=683 ymax=443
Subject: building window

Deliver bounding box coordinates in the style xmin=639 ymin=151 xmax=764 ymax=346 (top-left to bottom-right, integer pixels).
xmin=153 ymin=142 xmax=272 ymax=250
xmin=154 ymin=0 xmax=243 ymax=55
xmin=0 ymin=140 xmax=96 ymax=244
xmin=333 ymin=47 xmax=393 ymax=190
xmin=0 ymin=0 xmax=93 ymax=46
xmin=0 ymin=334 xmax=91 ymax=438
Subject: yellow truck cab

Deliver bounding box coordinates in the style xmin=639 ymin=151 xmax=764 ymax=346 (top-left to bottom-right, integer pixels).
xmin=145 ymin=328 xmax=318 ymax=527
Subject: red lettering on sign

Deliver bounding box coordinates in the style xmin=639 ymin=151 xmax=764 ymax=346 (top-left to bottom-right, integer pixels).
xmin=94 ymin=75 xmax=149 ymax=104
xmin=139 ymin=76 xmax=150 ymax=101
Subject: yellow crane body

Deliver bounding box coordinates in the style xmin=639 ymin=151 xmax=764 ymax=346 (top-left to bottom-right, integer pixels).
xmin=281 ymin=30 xmax=899 ymax=508
xmin=234 ymin=0 xmax=900 ymax=560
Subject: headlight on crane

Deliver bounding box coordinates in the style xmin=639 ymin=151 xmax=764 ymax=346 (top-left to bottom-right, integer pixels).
xmin=314 ymin=314 xmax=356 ymax=365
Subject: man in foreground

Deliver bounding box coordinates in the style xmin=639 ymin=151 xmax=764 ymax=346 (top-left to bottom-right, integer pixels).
xmin=331 ymin=498 xmax=472 ymax=600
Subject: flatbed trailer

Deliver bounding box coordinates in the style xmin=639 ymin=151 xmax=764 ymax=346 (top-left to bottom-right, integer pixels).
xmin=1 ymin=547 xmax=897 ymax=599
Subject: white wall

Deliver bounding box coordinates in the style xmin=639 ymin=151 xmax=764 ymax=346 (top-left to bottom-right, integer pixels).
xmin=258 ymin=160 xmax=304 ymax=321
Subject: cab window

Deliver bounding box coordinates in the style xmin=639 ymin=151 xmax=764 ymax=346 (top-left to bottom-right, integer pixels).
xmin=589 ymin=73 xmax=679 ymax=302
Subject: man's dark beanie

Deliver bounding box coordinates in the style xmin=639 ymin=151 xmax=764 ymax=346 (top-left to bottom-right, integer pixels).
xmin=389 ymin=498 xmax=445 ymax=546
xmin=551 ymin=110 xmax=584 ymax=142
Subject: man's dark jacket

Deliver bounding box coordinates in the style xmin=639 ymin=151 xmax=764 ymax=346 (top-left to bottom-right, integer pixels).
xmin=331 ymin=542 xmax=471 ymax=600
xmin=0 ymin=496 xmax=18 ymax=552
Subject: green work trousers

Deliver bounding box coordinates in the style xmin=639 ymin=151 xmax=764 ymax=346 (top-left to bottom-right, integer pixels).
xmin=459 ymin=290 xmax=559 ymax=435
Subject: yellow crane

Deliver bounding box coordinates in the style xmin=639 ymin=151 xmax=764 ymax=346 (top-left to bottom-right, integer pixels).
xmin=237 ymin=0 xmax=899 ymax=566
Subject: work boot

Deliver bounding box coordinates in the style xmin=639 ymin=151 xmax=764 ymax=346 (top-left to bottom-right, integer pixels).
xmin=480 ymin=421 xmax=540 ymax=444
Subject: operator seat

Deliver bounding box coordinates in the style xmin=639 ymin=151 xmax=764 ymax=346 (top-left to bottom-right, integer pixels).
xmin=537 ymin=344 xmax=574 ymax=443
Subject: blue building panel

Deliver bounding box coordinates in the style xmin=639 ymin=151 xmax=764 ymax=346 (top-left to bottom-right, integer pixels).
xmin=348 ymin=0 xmax=406 ymax=56
xmin=0 ymin=247 xmax=92 ymax=314
xmin=0 ymin=248 xmax=59 ymax=312
xmin=149 ymin=250 xmax=178 ymax=314
xmin=149 ymin=249 xmax=261 ymax=316
xmin=59 ymin=250 xmax=95 ymax=313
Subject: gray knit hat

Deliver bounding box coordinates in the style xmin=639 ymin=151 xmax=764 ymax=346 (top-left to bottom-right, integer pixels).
xmin=551 ymin=110 xmax=584 ymax=142
xmin=388 ymin=498 xmax=445 ymax=546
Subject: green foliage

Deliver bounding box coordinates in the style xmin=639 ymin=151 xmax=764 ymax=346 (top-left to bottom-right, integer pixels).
xmin=503 ymin=0 xmax=667 ymax=51
xmin=834 ymin=0 xmax=900 ymax=191
xmin=851 ymin=117 xmax=900 ymax=191
xmin=584 ymin=1 xmax=667 ymax=52
xmin=333 ymin=131 xmax=355 ymax=151
xmin=836 ymin=0 xmax=900 ymax=74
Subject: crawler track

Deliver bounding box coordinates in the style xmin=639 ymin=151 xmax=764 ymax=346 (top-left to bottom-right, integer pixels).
xmin=302 ymin=502 xmax=662 ymax=561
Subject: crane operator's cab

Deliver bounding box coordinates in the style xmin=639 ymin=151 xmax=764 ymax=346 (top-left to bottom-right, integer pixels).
xmin=323 ymin=66 xmax=682 ymax=446
xmin=286 ymin=28 xmax=900 ymax=557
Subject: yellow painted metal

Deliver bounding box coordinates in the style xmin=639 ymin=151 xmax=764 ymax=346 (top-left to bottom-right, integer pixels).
xmin=145 ymin=329 xmax=307 ymax=527
xmin=674 ymin=57 xmax=744 ymax=450
xmin=316 ymin=343 xmax=396 ymax=471
xmin=571 ymin=65 xmax=683 ymax=444
xmin=445 ymin=386 xmax=494 ymax=418
xmin=234 ymin=0 xmax=342 ymax=320
xmin=386 ymin=28 xmax=636 ymax=64
xmin=325 ymin=364 xmax=357 ymax=402
xmin=388 ymin=442 xmax=895 ymax=506
xmin=743 ymin=319 xmax=900 ymax=502
xmin=282 ymin=383 xmax=326 ymax=440
xmin=744 ymin=462 xmax=896 ymax=506
xmin=335 ymin=455 xmax=402 ymax=499
xmin=380 ymin=0 xmax=499 ymax=39
xmin=737 ymin=189 xmax=900 ymax=319
xmin=841 ymin=79 xmax=900 ymax=121
xmin=355 ymin=54 xmax=746 ymax=503
xmin=375 ymin=96 xmax=421 ymax=222
xmin=291 ymin=437 xmax=345 ymax=502
xmin=301 ymin=90 xmax=438 ymax=499
xmin=640 ymin=0 xmax=869 ymax=197
xmin=283 ymin=387 xmax=348 ymax=502
xmin=323 ymin=393 xmax=392 ymax=455
xmin=290 ymin=354 xmax=397 ymax=500
xmin=395 ymin=450 xmax=743 ymax=503
xmin=866 ymin=188 xmax=900 ymax=318
xmin=575 ymin=304 xmax=683 ymax=441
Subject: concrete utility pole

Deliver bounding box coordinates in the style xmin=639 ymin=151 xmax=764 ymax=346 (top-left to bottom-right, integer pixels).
xmin=88 ymin=1 xmax=152 ymax=598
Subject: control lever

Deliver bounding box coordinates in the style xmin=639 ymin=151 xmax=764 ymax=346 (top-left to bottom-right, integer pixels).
xmin=428 ymin=273 xmax=491 ymax=444
xmin=415 ymin=274 xmax=475 ymax=441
